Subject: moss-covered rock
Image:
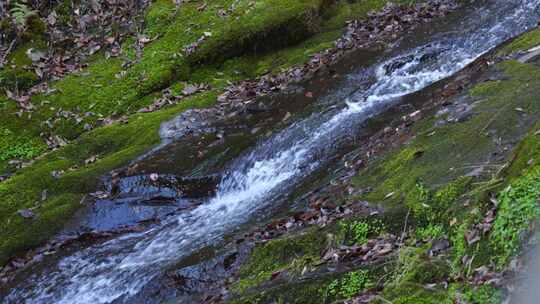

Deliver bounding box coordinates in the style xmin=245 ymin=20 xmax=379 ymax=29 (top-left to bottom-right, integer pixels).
xmin=0 ymin=92 xmax=216 ymax=264
xmin=234 ymin=227 xmax=328 ymax=293
xmin=353 ymin=60 xmax=540 ymax=207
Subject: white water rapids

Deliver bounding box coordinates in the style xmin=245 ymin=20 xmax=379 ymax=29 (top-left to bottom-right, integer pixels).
xmin=4 ymin=0 xmax=540 ymax=302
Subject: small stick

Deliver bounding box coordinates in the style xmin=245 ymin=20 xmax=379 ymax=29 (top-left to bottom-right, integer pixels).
xmin=0 ymin=39 xmax=16 ymax=68
xmin=400 ymin=208 xmax=411 ymax=245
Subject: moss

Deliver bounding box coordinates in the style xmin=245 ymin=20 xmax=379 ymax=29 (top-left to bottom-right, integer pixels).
xmin=0 ymin=127 xmax=46 ymax=162
xmin=336 ymin=217 xmax=386 ymax=246
xmin=143 ymin=0 xmax=176 ymax=36
xmin=504 ymin=122 xmax=540 ymax=179
xmin=405 ymin=177 xmax=472 ymax=226
xmin=416 ymin=224 xmax=444 ymax=240
xmin=0 ymin=40 xmax=45 ymax=91
xmin=185 ymin=0 xmax=325 ymax=65
xmin=0 ymin=0 xmax=327 ymax=151
xmin=353 ymin=60 xmax=540 ymax=206
xmin=347 ymin=56 xmax=540 ymax=302
xmin=500 ymin=27 xmax=540 ymax=54
xmin=449 ymin=220 xmax=470 ymax=272
xmin=382 ymin=286 xmax=450 ymax=304
xmin=231 ymin=266 xmax=380 ymax=304
xmin=0 ymin=0 xmax=401 ymax=173
xmin=382 ymin=246 xmax=453 ymax=303
xmin=381 ymin=249 xmax=500 ymax=304
xmin=230 ymin=276 xmax=331 ymax=304
xmin=381 ymin=283 xmax=500 ymax=304
xmin=234 ymin=227 xmax=327 ymax=292
xmin=324 ymin=269 xmax=373 ymax=299
xmin=489 ymin=165 xmax=540 ymax=267
xmin=448 ymin=283 xmax=501 ymax=304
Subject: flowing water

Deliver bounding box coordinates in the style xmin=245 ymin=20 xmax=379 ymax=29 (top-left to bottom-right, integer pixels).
xmin=4 ymin=0 xmax=540 ymax=302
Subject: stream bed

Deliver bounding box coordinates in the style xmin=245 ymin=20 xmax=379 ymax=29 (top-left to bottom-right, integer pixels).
xmin=2 ymin=0 xmax=540 ymax=303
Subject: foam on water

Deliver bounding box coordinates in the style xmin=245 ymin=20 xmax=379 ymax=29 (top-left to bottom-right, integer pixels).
xmin=5 ymin=0 xmax=540 ymax=302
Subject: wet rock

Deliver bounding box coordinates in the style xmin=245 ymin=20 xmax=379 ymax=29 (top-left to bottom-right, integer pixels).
xmin=141 ymin=195 xmax=176 ymax=205
xmin=429 ymin=238 xmax=450 ymax=256
xmin=17 ymin=209 xmax=35 ymax=219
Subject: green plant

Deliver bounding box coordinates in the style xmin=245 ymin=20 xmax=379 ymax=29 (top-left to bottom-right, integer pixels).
xmin=338 ymin=218 xmax=385 ymax=245
xmin=388 ymin=247 xmax=423 ymax=287
xmin=416 ymin=224 xmax=444 ymax=240
xmin=326 ymin=270 xmax=373 ymax=299
xmin=349 ymin=221 xmax=370 ymax=244
xmin=490 ymin=166 xmax=540 ymax=267
xmin=0 ymin=127 xmax=46 ymax=161
xmin=449 ymin=284 xmax=501 ymax=304
xmin=10 ymin=1 xmax=37 ymax=27
xmin=449 ymin=221 xmax=469 ymax=273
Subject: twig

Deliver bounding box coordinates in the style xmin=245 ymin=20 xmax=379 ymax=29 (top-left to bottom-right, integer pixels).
xmin=375 ymin=295 xmax=394 ymax=304
xmin=0 ymin=38 xmax=16 ymax=68
xmin=399 ymin=208 xmax=411 ymax=245
xmin=480 ymin=103 xmax=510 ymax=133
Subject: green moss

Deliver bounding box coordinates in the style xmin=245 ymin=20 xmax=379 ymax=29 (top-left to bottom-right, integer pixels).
xmin=383 ymin=247 xmax=451 ymax=303
xmin=381 ymin=250 xmax=500 ymax=304
xmin=500 ymin=27 xmax=540 ymax=54
xmin=144 ymin=0 xmax=176 ymax=36
xmin=347 ymin=57 xmax=540 ymax=301
xmin=448 ymin=284 xmax=501 ymax=304
xmin=0 ymin=40 xmax=45 ymax=91
xmin=0 ymin=127 xmax=46 ymax=162
xmin=230 ymin=276 xmax=331 ymax=304
xmin=336 ymin=217 xmax=386 ymax=245
xmin=405 ymin=177 xmax=471 ymax=226
xmin=504 ymin=122 xmax=540 ymax=179
xmin=353 ymin=60 xmax=540 ymax=207
xmin=381 ymin=283 xmax=500 ymax=304
xmin=449 ymin=220 xmax=470 ymax=272
xmin=324 ymin=269 xmax=373 ymax=299
xmin=0 ymin=0 xmax=400 ymax=173
xmin=234 ymin=227 xmax=327 ymax=292
xmin=416 ymin=224 xmax=444 ymax=240
xmin=489 ymin=165 xmax=540 ymax=267
xmin=382 ymin=286 xmax=450 ymax=304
